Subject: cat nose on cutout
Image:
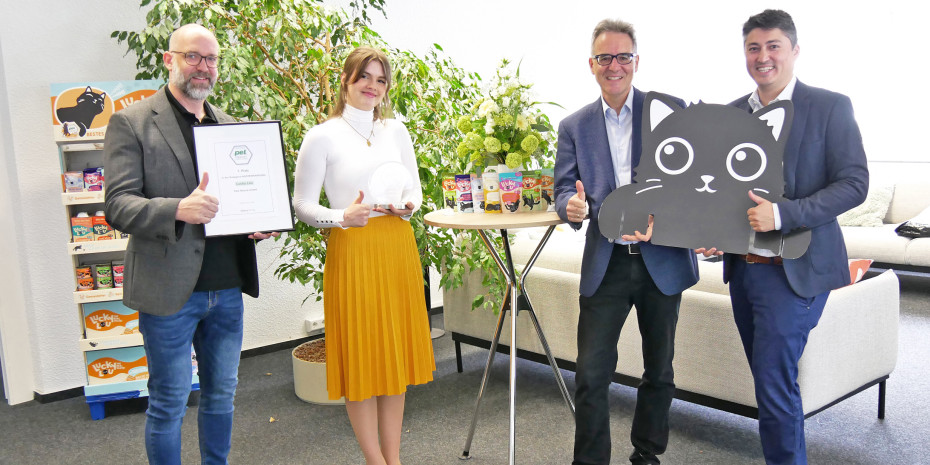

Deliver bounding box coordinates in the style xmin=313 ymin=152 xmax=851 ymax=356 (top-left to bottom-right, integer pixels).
xmin=696 ymin=175 xmax=717 ymax=193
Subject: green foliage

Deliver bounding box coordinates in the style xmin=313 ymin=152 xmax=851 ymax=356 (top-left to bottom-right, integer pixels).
xmin=115 ymin=0 xmax=513 ymax=311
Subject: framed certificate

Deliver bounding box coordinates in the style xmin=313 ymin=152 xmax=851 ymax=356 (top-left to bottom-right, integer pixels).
xmin=193 ymin=121 xmax=295 ymax=237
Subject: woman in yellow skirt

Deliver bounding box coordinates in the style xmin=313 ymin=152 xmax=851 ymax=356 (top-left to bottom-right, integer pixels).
xmin=292 ymin=47 xmax=436 ymax=465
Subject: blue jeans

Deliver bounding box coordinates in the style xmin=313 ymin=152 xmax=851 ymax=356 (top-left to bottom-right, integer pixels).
xmin=139 ymin=288 xmax=244 ymax=465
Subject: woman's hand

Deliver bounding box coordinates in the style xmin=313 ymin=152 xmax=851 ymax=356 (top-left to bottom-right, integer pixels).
xmin=341 ymin=190 xmax=372 ymax=228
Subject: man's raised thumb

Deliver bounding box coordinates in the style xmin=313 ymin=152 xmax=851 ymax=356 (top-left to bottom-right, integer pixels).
xmin=748 ymin=190 xmax=766 ymax=205
xmin=197 ymin=172 xmax=209 ymax=191
xmin=353 ymin=190 xmax=365 ymax=204
xmin=576 ymin=180 xmax=586 ymax=201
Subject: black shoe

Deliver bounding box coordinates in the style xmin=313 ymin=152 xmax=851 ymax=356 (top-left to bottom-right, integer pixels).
xmin=629 ymin=450 xmax=660 ymax=465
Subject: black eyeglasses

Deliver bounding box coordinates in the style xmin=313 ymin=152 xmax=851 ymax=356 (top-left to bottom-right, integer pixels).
xmin=592 ymin=53 xmax=637 ymax=66
xmin=169 ymin=51 xmax=220 ymax=68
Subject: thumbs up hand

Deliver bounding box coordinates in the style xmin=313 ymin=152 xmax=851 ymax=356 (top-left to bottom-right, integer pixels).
xmin=176 ymin=172 xmax=219 ymax=224
xmin=747 ymin=190 xmax=775 ymax=232
xmin=341 ymin=190 xmax=372 ymax=228
xmin=566 ymin=180 xmax=587 ymax=223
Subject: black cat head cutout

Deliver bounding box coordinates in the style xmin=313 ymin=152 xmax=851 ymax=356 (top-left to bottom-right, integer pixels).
xmin=598 ymin=91 xmax=810 ymax=258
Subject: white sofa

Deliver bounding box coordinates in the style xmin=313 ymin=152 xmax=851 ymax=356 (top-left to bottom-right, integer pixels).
xmin=444 ymin=225 xmax=901 ymax=419
xmin=842 ymin=183 xmax=930 ymax=272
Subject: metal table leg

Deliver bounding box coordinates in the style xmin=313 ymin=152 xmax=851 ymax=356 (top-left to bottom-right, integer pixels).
xmin=459 ymin=225 xmax=574 ymax=464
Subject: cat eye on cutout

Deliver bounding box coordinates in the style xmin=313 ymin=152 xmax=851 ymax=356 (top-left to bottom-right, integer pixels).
xmin=592 ymin=53 xmax=637 ymax=66
xmin=169 ymin=51 xmax=220 ymax=68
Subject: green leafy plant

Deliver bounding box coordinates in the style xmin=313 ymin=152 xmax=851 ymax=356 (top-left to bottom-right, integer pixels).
xmin=114 ymin=0 xmax=523 ymax=312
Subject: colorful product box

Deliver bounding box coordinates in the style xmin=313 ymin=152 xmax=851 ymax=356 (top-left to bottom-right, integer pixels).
xmin=92 ymin=213 xmax=115 ymax=240
xmin=85 ymin=346 xmax=148 ymax=385
xmin=499 ymin=172 xmax=523 ymax=214
xmin=481 ymin=170 xmax=501 ymax=213
xmin=520 ymin=170 xmax=543 ymax=212
xmin=441 ymin=176 xmax=458 ymax=211
xmin=82 ymin=300 xmax=139 ymax=338
xmin=94 ymin=263 xmax=113 ymax=289
xmin=83 ymin=167 xmax=104 ymax=191
xmin=112 ymin=261 xmax=125 ymax=288
xmin=71 ymin=215 xmax=94 ymax=242
xmin=63 ymin=171 xmax=84 ymax=192
xmin=75 ymin=266 xmax=94 ymax=291
xmin=541 ymin=168 xmax=555 ymax=211
xmin=455 ymin=174 xmax=474 ymax=213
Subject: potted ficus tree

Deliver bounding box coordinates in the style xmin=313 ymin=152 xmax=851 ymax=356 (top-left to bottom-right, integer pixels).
xmin=114 ymin=0 xmax=526 ymax=397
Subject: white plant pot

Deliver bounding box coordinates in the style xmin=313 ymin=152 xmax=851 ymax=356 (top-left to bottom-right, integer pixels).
xmin=292 ymin=345 xmax=344 ymax=405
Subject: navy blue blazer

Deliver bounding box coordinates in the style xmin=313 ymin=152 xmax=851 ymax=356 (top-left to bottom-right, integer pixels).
xmin=554 ymin=88 xmax=699 ymax=298
xmin=725 ymin=80 xmax=869 ymax=298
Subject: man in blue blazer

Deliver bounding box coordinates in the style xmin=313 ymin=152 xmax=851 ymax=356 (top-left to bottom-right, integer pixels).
xmin=555 ymin=19 xmax=699 ymax=465
xmin=720 ymin=10 xmax=869 ymax=465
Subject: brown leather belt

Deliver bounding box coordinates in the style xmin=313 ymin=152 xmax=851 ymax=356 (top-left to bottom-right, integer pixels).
xmin=738 ymin=253 xmax=783 ymax=265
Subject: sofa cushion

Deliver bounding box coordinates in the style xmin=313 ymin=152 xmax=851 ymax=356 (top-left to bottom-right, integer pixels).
xmin=885 ymin=183 xmax=930 ymax=224
xmin=842 ymin=224 xmax=911 ymax=263
xmin=905 ymin=239 xmax=930 ymax=267
xmin=837 ymin=184 xmax=893 ymax=227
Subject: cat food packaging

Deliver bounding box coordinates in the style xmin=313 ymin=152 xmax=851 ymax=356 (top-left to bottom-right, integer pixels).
xmin=541 ymin=168 xmax=555 ymax=211
xmin=82 ymin=301 xmax=139 ymax=338
xmin=75 ymin=266 xmax=94 ymax=291
xmin=470 ymin=174 xmax=485 ymax=213
xmin=85 ymin=346 xmax=148 ymax=385
xmin=94 ymin=263 xmax=113 ymax=290
xmin=92 ymin=210 xmax=115 ymax=240
xmin=455 ymin=174 xmax=474 ymax=213
xmin=499 ymin=172 xmax=523 ymax=214
xmin=83 ymin=167 xmax=104 ymax=191
xmin=481 ymin=170 xmax=501 ymax=214
xmin=112 ymin=260 xmax=125 ymax=288
xmin=441 ymin=176 xmax=458 ymax=211
xmin=521 ymin=170 xmax=543 ymax=212
xmin=71 ymin=212 xmax=94 ymax=242
xmin=63 ymin=171 xmax=84 ymax=192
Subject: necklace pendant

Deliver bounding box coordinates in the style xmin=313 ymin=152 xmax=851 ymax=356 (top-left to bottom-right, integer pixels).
xmin=367 ymin=140 xmax=372 ymax=147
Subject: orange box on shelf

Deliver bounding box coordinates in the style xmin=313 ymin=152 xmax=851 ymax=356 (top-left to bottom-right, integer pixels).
xmin=85 ymin=346 xmax=148 ymax=385
xmin=82 ymin=301 xmax=139 ymax=338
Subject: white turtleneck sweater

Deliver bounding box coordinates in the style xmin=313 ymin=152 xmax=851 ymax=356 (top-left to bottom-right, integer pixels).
xmin=293 ymin=104 xmax=423 ymax=228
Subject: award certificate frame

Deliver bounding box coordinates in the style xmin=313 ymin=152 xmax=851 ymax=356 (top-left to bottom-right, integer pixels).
xmin=193 ymin=121 xmax=295 ymax=237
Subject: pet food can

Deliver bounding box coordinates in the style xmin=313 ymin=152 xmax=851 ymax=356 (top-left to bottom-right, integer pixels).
xmin=63 ymin=171 xmax=84 ymax=193
xmin=76 ymin=266 xmax=94 ymax=291
xmin=112 ymin=260 xmax=125 ymax=288
xmin=83 ymin=167 xmax=104 ymax=191
xmin=94 ymin=263 xmax=113 ymax=289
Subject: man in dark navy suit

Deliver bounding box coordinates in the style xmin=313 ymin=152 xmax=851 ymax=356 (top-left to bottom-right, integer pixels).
xmin=554 ymin=19 xmax=699 ymax=465
xmin=718 ymin=9 xmax=869 ymax=465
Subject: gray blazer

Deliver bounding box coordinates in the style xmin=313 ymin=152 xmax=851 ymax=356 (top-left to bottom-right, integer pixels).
xmin=104 ymin=87 xmax=259 ymax=316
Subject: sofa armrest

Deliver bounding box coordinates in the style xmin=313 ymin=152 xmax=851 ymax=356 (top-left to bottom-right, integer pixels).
xmin=798 ymin=269 xmax=900 ymax=413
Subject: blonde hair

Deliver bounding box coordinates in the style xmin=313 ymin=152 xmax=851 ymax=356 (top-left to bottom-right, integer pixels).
xmin=330 ymin=46 xmax=393 ymax=121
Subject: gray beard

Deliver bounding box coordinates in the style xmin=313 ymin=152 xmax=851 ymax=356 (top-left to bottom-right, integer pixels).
xmin=170 ymin=68 xmax=214 ymax=101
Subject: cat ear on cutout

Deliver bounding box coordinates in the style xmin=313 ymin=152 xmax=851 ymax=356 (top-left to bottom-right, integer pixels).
xmin=645 ymin=92 xmax=683 ymax=132
xmin=755 ymin=100 xmax=794 ymax=142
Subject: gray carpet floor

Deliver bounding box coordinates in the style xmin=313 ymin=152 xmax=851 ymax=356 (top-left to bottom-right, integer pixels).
xmin=1 ymin=272 xmax=927 ymax=464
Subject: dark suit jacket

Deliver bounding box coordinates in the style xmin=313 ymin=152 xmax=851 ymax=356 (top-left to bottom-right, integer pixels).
xmin=555 ymin=88 xmax=699 ymax=298
xmin=104 ymin=87 xmax=259 ymax=316
xmin=725 ymin=80 xmax=869 ymax=298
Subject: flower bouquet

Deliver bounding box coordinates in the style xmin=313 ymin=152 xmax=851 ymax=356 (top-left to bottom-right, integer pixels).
xmin=455 ymin=60 xmax=558 ymax=170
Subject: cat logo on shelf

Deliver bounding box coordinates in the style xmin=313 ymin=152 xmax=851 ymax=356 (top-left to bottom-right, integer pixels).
xmin=598 ymin=91 xmax=810 ymax=258
xmin=51 ymin=80 xmax=163 ymax=141
xmin=54 ymin=86 xmax=112 ymax=138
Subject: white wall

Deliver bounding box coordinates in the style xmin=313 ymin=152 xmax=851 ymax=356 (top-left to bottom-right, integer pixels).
xmin=0 ymin=0 xmax=320 ymax=404
xmin=347 ymin=0 xmax=929 ymax=180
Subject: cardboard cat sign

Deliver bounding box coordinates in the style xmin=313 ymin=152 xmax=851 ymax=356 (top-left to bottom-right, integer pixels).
xmin=598 ymin=92 xmax=811 ymax=258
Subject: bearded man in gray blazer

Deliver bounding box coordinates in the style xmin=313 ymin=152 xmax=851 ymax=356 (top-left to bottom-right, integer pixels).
xmin=104 ymin=24 xmax=275 ymax=465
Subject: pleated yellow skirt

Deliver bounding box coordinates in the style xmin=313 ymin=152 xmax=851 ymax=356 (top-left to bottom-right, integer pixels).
xmin=323 ymin=215 xmax=436 ymax=401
